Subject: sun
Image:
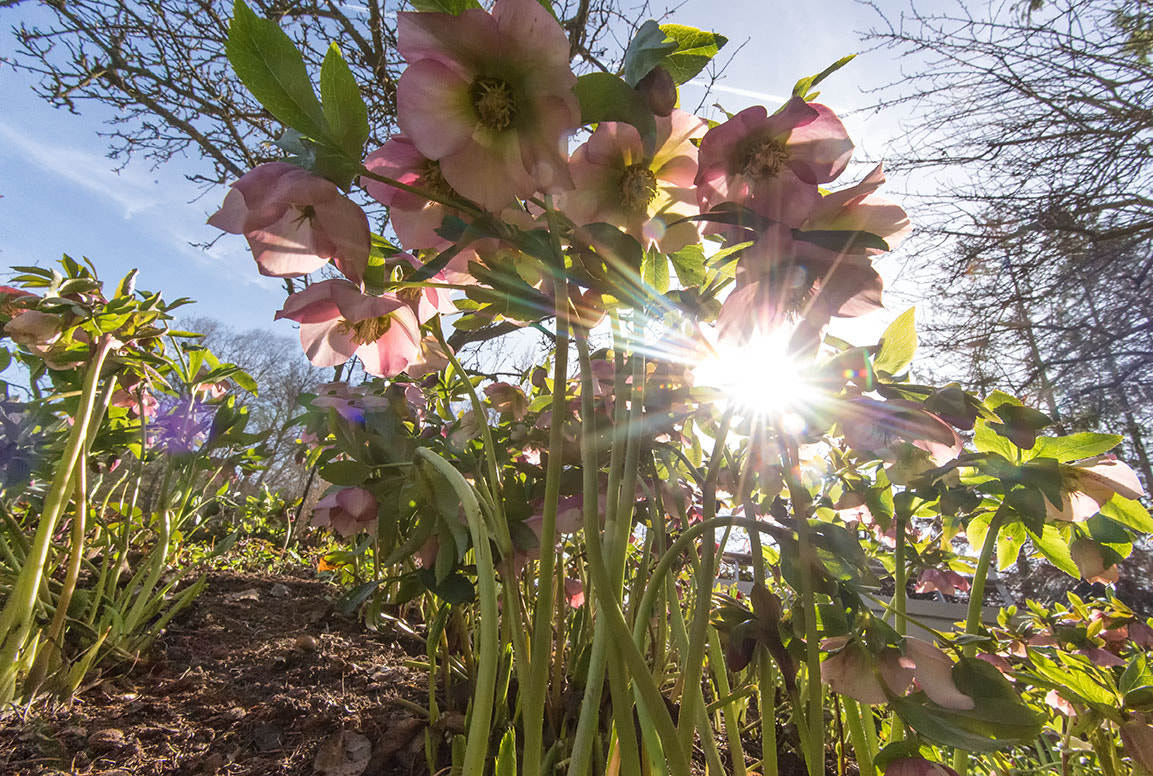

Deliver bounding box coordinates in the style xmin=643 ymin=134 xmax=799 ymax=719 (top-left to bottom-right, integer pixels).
xmin=692 ymin=327 xmax=813 ymax=420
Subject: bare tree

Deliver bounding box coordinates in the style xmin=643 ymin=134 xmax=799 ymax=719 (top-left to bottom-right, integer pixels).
xmin=863 ymin=0 xmax=1153 ymax=482
xmin=183 ymin=315 xmax=323 ymax=493
xmin=4 ymin=0 xmax=656 ymax=188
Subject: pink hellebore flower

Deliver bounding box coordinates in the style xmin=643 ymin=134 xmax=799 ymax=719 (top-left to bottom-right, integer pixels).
xmin=364 ymin=136 xmax=468 ymax=254
xmin=915 ymin=568 xmax=971 ymax=598
xmin=396 ymin=0 xmax=580 ymax=211
xmin=717 ymin=224 xmax=885 ymax=341
xmin=208 ymin=162 xmax=370 ymax=284
xmin=275 ymin=279 xmax=421 ymax=378
xmin=837 ymin=397 xmax=963 ymax=468
xmin=800 ymin=164 xmax=912 ymax=252
xmin=1046 ymin=454 xmax=1145 ymax=522
xmin=821 ymin=636 xmax=974 ymax=710
xmin=562 ymin=110 xmax=708 ymax=253
xmin=695 ymin=97 xmax=853 ymax=227
xmin=3 ymin=310 xmax=63 ymax=348
xmin=312 ymin=487 xmax=378 ymax=537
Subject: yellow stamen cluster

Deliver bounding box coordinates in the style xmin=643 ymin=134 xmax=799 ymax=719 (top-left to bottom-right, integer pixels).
xmin=619 ymin=163 xmax=658 ymax=212
xmin=471 ymin=77 xmax=518 ymax=131
xmin=739 ymin=136 xmax=788 ymax=180
xmin=339 ymin=315 xmax=393 ymax=345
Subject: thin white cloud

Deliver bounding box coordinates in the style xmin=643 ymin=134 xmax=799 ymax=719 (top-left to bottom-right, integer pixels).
xmin=684 ymin=80 xmax=788 ymax=104
xmin=0 ymin=121 xmax=161 ymax=219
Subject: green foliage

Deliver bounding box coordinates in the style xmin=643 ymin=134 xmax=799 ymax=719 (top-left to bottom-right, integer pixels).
xmin=874 ymin=307 xmax=917 ymax=377
xmin=573 ymin=72 xmax=657 ymax=154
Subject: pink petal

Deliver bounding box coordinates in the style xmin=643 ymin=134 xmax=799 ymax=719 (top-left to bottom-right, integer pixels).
xmin=336 ymin=486 xmax=378 ymax=523
xmin=397 ymin=60 xmax=476 ymax=161
xmin=786 ymin=102 xmax=854 ymax=184
xmin=363 ymin=137 xmax=434 ymax=211
xmin=439 ymin=133 xmax=536 ymax=212
xmin=397 ymin=7 xmax=500 ymax=71
xmin=492 ymin=0 xmax=573 ymax=70
xmin=905 ymin=638 xmax=974 ymax=710
xmin=246 ymin=209 xmax=330 ymax=277
xmin=355 ymin=306 xmax=422 ymax=378
xmin=207 ymin=188 xmax=249 ymax=233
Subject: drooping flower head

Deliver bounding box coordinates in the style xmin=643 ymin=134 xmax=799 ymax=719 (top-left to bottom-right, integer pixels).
xmin=395 ymin=0 xmax=580 ymax=211
xmin=312 ymin=487 xmax=378 ymax=537
xmin=695 ymin=98 xmax=853 ymax=227
xmin=208 ymin=162 xmax=370 ymax=284
xmin=561 ymin=110 xmax=708 ymax=253
xmin=717 ymin=224 xmax=885 ymax=341
xmin=1046 ymin=454 xmax=1145 ymax=522
xmin=364 ymin=135 xmax=467 ymax=253
xmin=275 ymin=279 xmax=421 ymax=378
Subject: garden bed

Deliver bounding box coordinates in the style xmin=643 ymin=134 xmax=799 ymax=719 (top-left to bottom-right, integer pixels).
xmin=0 ymin=571 xmax=432 ymax=776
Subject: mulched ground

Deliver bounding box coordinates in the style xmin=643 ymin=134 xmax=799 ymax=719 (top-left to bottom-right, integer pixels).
xmin=0 ymin=571 xmax=437 ymax=776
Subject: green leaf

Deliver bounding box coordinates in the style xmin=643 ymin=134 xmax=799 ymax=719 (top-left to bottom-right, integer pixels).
xmin=321 ymin=460 xmax=372 ymax=486
xmin=973 ymin=419 xmax=1017 ymax=460
xmin=573 ymin=72 xmax=657 ymax=155
xmin=226 ymin=0 xmax=328 ymax=140
xmin=657 ymin=24 xmax=729 ymax=85
xmin=669 ymin=243 xmax=706 ymax=287
xmin=408 ymin=0 xmax=481 ymax=12
xmin=873 ymin=307 xmax=917 ymax=376
xmin=622 ymin=20 xmax=678 ymax=86
xmin=1025 ymin=523 xmax=1078 ymax=578
xmin=1031 ymin=432 xmax=1123 ymax=463
xmin=997 ymin=519 xmax=1026 ymax=571
xmin=320 ymin=43 xmax=369 ymax=160
xmin=641 ymin=247 xmax=670 ymax=294
xmin=792 ymin=54 xmax=855 ymax=99
xmin=496 ymin=727 xmax=517 ymax=776
xmin=1100 ymin=495 xmax=1153 ymax=534
xmin=794 ymin=229 xmax=889 ymax=255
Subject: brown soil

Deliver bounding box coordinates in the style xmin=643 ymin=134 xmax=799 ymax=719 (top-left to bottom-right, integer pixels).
xmin=0 ymin=571 xmax=435 ymax=776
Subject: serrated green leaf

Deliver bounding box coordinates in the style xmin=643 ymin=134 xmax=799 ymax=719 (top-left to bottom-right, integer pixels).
xmin=622 ymin=20 xmax=678 ymax=86
xmin=641 ymin=247 xmax=670 ymax=294
xmin=792 ymin=54 xmax=855 ymax=98
xmin=320 ymin=43 xmax=369 ymax=160
xmin=1025 ymin=523 xmax=1078 ymax=578
xmin=874 ymin=307 xmax=917 ymax=376
xmin=574 ymin=72 xmax=657 ymax=155
xmin=997 ymin=519 xmax=1027 ymax=571
xmin=226 ymin=0 xmax=328 ymax=140
xmin=973 ymin=419 xmax=1017 ymax=460
xmin=668 ymin=243 xmax=706 ymax=287
xmin=1030 ymin=432 xmax=1123 ymax=463
xmin=1100 ymin=495 xmax=1153 ymax=534
xmin=657 ymin=24 xmax=729 ymax=85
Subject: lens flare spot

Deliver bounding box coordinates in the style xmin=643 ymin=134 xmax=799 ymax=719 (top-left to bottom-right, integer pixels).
xmin=693 ymin=328 xmax=812 ymax=420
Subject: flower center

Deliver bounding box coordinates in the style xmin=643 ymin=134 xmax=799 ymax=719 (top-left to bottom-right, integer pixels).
xmin=470 ymin=77 xmax=518 ymax=131
xmin=339 ymin=315 xmax=393 ymax=345
xmin=397 ymin=286 xmax=424 ymax=307
xmin=619 ymin=164 xmax=658 ymax=212
xmin=739 ymin=137 xmax=789 ymax=180
xmin=421 ymin=160 xmax=455 ymax=199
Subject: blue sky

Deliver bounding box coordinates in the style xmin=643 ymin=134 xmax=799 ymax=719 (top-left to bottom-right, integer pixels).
xmin=0 ymin=0 xmax=916 ymax=344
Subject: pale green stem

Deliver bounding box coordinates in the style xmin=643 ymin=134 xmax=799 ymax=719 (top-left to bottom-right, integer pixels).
xmin=707 ymin=627 xmax=748 ymax=776
xmin=778 ymin=435 xmax=824 ymax=776
xmin=575 ymin=329 xmax=690 ymax=776
xmin=415 ymin=449 xmax=500 ymax=776
xmin=952 ymin=508 xmax=1005 ymax=776
xmin=843 ymin=697 xmax=875 ymax=776
xmin=0 ymin=334 xmax=114 ymax=704
xmin=522 ymin=268 xmax=570 ymax=776
xmin=890 ymin=514 xmax=908 ymax=744
xmin=677 ymin=407 xmax=735 ymax=754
